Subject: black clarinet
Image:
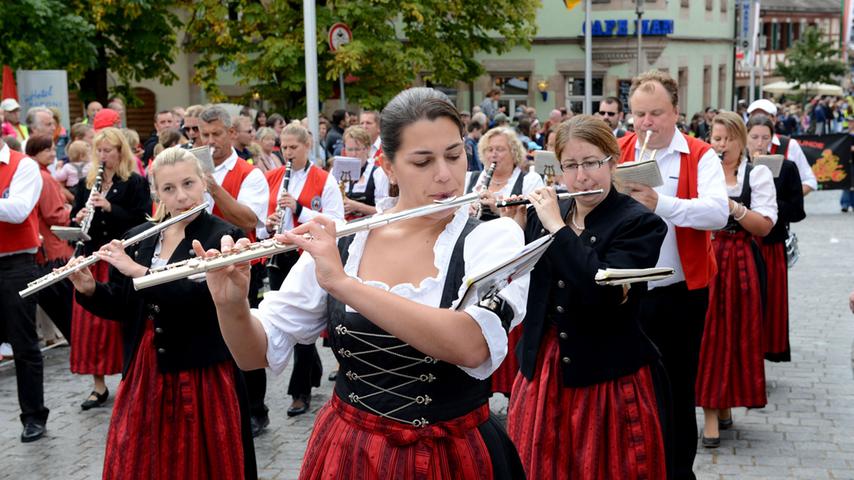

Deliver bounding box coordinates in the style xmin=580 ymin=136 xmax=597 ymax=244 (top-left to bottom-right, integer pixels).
xmin=73 ymin=162 xmax=105 ymax=257
xmin=266 ymin=160 xmax=293 ymax=270
xmin=471 ymin=161 xmax=497 ymax=219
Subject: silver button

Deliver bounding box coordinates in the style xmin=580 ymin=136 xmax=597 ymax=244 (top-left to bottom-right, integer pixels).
xmin=100 ymin=220 xmax=106 ymax=225
xmin=154 ymin=327 xmax=163 ymax=334
xmin=556 ymin=305 xmax=565 ymax=313
xmin=557 ymin=280 xmax=565 ymax=288
xmin=589 ymin=235 xmax=597 ymax=244
xmin=152 ymin=305 xmax=160 ymax=313
xmin=559 ymin=332 xmax=568 ymax=340
xmin=562 ymin=356 xmax=571 ymax=364
xmin=157 ymin=348 xmax=166 ymax=354
xmin=540 ymin=228 xmax=546 ymax=234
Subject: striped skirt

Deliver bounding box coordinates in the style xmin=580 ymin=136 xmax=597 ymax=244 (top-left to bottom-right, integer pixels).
xmin=695 ymin=230 xmax=767 ymax=409
xmin=70 ymin=261 xmax=123 ymax=375
xmin=299 ymin=394 xmax=523 ymax=479
xmin=507 ymin=327 xmax=666 ymax=480
xmin=760 ymin=240 xmax=791 ymax=362
xmin=102 ymin=322 xmax=247 ymax=479
xmin=491 ymin=326 xmax=522 ymax=396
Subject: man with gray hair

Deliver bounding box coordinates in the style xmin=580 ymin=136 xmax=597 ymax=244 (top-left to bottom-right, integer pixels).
xmin=22 ymin=107 xmax=56 ymax=156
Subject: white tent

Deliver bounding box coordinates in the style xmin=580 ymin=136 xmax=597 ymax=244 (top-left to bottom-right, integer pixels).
xmin=762 ymin=81 xmax=844 ymax=97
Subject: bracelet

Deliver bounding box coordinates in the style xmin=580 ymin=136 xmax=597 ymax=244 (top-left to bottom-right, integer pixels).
xmin=734 ymin=204 xmax=749 ymax=221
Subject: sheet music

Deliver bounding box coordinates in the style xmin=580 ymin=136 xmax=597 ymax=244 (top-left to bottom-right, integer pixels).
xmin=752 ymin=155 xmax=784 ymax=177
xmin=614 ymin=159 xmax=664 ymax=189
xmin=594 ymin=267 xmax=675 ymax=286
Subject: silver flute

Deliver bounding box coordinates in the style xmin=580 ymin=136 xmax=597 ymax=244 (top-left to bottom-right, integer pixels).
xmin=133 ymin=192 xmax=482 ymax=290
xmin=19 ymin=202 xmax=209 ymax=298
xmin=495 ymin=189 xmax=605 ymax=208
xmin=73 ymin=162 xmax=106 ymax=255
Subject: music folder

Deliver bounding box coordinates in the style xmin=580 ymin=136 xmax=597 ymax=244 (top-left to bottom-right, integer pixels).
xmin=594 ymin=267 xmax=675 ymax=286
xmin=50 ymin=226 xmax=91 ymax=242
xmin=453 ymin=233 xmax=554 ymax=311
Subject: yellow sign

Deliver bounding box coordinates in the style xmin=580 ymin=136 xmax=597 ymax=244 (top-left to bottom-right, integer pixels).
xmin=563 ymin=0 xmax=582 ymax=10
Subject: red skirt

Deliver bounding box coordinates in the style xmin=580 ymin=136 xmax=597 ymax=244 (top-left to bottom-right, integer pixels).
xmin=102 ymin=323 xmax=245 ymax=480
xmin=299 ymin=395 xmax=494 ymax=480
xmin=760 ymin=241 xmax=790 ymax=362
xmin=506 ymin=327 xmax=666 ymax=480
xmin=70 ymin=261 xmax=123 ymax=375
xmin=695 ymin=231 xmax=767 ymax=409
xmin=490 ymin=326 xmax=522 ymax=396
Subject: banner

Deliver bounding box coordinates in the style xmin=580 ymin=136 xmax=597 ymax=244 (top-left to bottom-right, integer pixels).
xmin=792 ymin=133 xmax=853 ymax=191
xmin=15 ymin=70 xmax=70 ymax=130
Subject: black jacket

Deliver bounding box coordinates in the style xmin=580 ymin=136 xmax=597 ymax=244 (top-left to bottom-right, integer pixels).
xmin=76 ymin=211 xmax=244 ymax=376
xmin=764 ymin=159 xmax=805 ymax=244
xmin=518 ymin=187 xmax=668 ymax=387
xmin=71 ymin=172 xmax=152 ymax=255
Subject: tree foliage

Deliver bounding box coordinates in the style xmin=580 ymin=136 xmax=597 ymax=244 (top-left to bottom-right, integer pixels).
xmin=776 ymin=26 xmax=847 ymax=89
xmin=185 ymin=0 xmax=540 ymax=116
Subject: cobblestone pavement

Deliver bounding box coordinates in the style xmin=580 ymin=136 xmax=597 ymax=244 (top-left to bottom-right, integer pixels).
xmin=1 ymin=191 xmax=853 ymax=479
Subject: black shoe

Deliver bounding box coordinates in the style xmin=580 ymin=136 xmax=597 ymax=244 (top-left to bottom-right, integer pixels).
xmin=250 ymin=415 xmax=270 ymax=438
xmin=327 ymin=370 xmax=338 ymax=382
xmin=21 ymin=423 xmax=46 ymax=443
xmin=81 ymin=388 xmax=109 ymax=411
xmin=718 ymin=417 xmax=733 ymax=430
xmin=701 ymin=435 xmax=720 ymax=448
xmin=287 ymin=396 xmax=310 ymax=417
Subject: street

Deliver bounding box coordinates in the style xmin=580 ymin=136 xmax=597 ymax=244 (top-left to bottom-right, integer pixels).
xmin=1 ymin=190 xmax=853 ymax=479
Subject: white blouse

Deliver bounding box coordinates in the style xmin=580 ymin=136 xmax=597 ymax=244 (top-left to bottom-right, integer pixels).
xmin=255 ymin=203 xmax=530 ymax=380
xmin=728 ymin=160 xmax=778 ymax=225
xmin=466 ymin=167 xmax=545 ymax=198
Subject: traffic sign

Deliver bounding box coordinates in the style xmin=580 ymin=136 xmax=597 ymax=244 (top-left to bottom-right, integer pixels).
xmin=328 ymin=23 xmax=352 ymax=52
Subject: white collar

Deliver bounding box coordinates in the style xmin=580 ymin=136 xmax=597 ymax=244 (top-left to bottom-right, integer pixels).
xmin=0 ymin=143 xmax=9 ymax=165
xmin=771 ymin=134 xmax=781 ymax=146
xmin=634 ymin=127 xmax=688 ymax=156
xmin=214 ymin=148 xmax=238 ymax=173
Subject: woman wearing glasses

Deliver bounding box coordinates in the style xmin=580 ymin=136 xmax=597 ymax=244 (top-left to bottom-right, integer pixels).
xmin=503 ymin=115 xmax=669 ymax=479
xmin=340 ymin=126 xmax=381 ymax=220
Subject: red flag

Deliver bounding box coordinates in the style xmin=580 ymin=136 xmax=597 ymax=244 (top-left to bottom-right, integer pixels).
xmin=2 ymin=65 xmax=18 ymax=100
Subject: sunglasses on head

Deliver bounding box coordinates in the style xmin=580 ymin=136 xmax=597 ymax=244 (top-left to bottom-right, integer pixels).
xmin=597 ymin=111 xmax=617 ymax=117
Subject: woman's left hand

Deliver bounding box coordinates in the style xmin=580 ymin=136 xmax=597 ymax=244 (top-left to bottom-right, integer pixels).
xmin=528 ymin=187 xmax=564 ymax=234
xmin=278 ymin=215 xmax=348 ymax=293
xmin=97 ymin=240 xmax=147 ymax=278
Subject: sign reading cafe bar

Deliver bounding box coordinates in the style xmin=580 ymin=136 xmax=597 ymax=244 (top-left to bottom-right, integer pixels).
xmin=583 ymin=19 xmax=675 ymax=37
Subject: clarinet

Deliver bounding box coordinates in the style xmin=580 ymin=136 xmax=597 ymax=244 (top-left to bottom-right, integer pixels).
xmin=470 ymin=161 xmax=497 ymax=219
xmin=266 ymin=160 xmax=293 ymax=270
xmin=74 ymin=162 xmax=105 ymax=256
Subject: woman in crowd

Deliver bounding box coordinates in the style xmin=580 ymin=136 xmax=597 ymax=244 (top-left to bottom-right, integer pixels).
xmin=746 ymin=114 xmax=805 ymax=362
xmin=201 ymin=87 xmax=529 ymax=478
xmin=340 ymin=125 xmax=380 ymax=219
xmin=253 ymin=127 xmax=283 ymax=173
xmin=70 ymin=127 xmax=152 ymax=410
xmin=68 ymin=147 xmax=256 ymax=479
xmin=696 ymin=111 xmax=777 ymax=447
xmin=254 ymin=110 xmax=268 ymax=130
xmin=503 ymin=115 xmax=669 ymax=479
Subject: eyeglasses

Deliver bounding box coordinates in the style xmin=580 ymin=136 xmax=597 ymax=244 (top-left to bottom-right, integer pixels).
xmin=597 ymin=111 xmax=618 ymax=117
xmin=185 ymin=126 xmax=200 ymax=133
xmin=560 ymin=155 xmax=612 ymax=173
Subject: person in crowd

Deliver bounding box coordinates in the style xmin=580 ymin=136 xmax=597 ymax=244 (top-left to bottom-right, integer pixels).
xmin=596 ymin=96 xmax=626 ymax=138
xmin=619 ymin=69 xmax=729 ymax=479
xmin=746 ymin=115 xmax=805 ymax=362
xmin=234 ymin=116 xmax=256 ymax=162
xmin=267 ymin=113 xmax=286 ymax=140
xmin=340 ymin=126 xmax=381 ymax=219
xmin=70 ymin=122 xmax=95 ymax=145
xmin=492 ymin=113 xmax=510 ymax=128
xmin=121 ymin=129 xmax=147 ymax=176
xmin=464 ymin=121 xmax=484 ymax=172
xmin=198 ymin=105 xmax=270 ymax=436
xmin=26 ymin=136 xmax=74 ymax=342
xmin=54 ymin=140 xmax=92 ymax=200
xmin=504 ymin=114 xmax=669 ymax=479
xmin=260 ymin=122 xmax=345 ymax=419
xmin=153 ymin=128 xmax=184 ymax=159
xmin=480 ymin=88 xmax=502 ymax=121
xmin=200 ymin=86 xmax=529 ymax=479
xmin=253 ymin=127 xmax=283 ymax=173
xmin=107 ymin=100 xmax=125 ymax=127
xmin=748 ymin=99 xmax=818 ymax=196
xmin=48 ymin=107 xmax=69 ymax=162
xmin=359 ymin=111 xmax=383 ymax=161
xmin=696 ymin=111 xmax=777 ymax=447
xmin=459 ymin=110 xmax=471 ymax=129
xmin=93 ymin=109 xmax=123 ymax=132
xmin=688 ymin=113 xmax=704 ymax=138
xmin=23 ymin=107 xmax=57 ymax=155
xmin=181 ymin=105 xmax=205 ymax=148
xmin=85 ymin=101 xmax=103 ymax=124
xmin=68 ymin=147 xmax=257 ymax=479
xmin=70 ymin=127 xmax=152 ymax=410
xmin=1 ymin=98 xmax=28 ymax=140
xmin=324 ymin=110 xmax=348 ymax=158
xmin=298 ymin=118 xmax=328 ymax=168
xmin=0 ymin=135 xmax=48 ymax=442
xmin=254 ymin=110 xmax=268 ymax=130
xmin=141 ymin=111 xmax=176 ymax=164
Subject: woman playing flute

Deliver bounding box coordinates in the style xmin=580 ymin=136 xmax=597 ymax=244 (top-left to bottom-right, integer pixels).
xmin=502 ymin=115 xmax=670 ymax=479
xmin=199 ymin=87 xmax=529 ymax=479
xmin=68 ymin=148 xmax=256 ymax=479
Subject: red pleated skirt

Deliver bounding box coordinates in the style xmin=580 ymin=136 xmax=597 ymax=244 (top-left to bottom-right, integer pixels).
xmin=506 ymin=327 xmax=666 ymax=480
xmin=299 ymin=395 xmax=493 ymax=480
xmin=760 ymin=241 xmax=790 ymax=362
xmin=70 ymin=261 xmax=123 ymax=375
xmin=491 ymin=326 xmax=522 ymax=396
xmin=695 ymin=231 xmax=767 ymax=409
xmin=102 ymin=322 xmax=245 ymax=480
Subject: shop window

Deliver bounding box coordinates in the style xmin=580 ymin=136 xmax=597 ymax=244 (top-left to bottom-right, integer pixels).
xmin=565 ymin=76 xmax=603 ymax=114
xmin=492 ymin=75 xmax=530 ymax=116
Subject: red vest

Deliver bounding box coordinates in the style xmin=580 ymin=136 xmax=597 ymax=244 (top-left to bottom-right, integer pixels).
xmin=769 ymin=135 xmax=791 ymax=158
xmin=265 ymin=164 xmax=329 ymax=227
xmin=212 ymin=157 xmax=257 ymax=242
xmin=0 ymin=150 xmax=41 ymax=254
xmin=618 ymin=132 xmax=717 ymax=290
xmin=373 ymin=145 xmax=384 ymax=167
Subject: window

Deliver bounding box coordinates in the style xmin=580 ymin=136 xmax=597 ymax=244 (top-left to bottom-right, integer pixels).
xmin=677 ymin=68 xmax=688 ymax=115
xmin=718 ymin=65 xmax=727 ymax=109
xmin=721 ymin=0 xmax=727 ymax=13
xmin=681 ymin=0 xmax=690 ymax=7
xmin=706 ymin=0 xmax=712 ymax=11
xmin=771 ymin=23 xmax=779 ymax=50
xmin=492 ymin=75 xmax=530 ymax=116
xmin=565 ymin=76 xmax=604 ymax=114
xmin=703 ymin=66 xmax=711 ymax=109
xmin=425 ymin=80 xmax=458 ymax=105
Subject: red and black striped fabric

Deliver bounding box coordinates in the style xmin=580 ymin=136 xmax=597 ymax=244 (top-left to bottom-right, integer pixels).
xmin=695 ymin=231 xmax=767 ymax=409
xmin=299 ymin=394 xmax=493 ymax=480
xmin=760 ymin=241 xmax=791 ymax=362
xmin=490 ymin=326 xmax=522 ymax=396
xmin=507 ymin=327 xmax=666 ymax=480
xmin=70 ymin=261 xmax=123 ymax=375
xmin=102 ymin=323 xmax=245 ymax=479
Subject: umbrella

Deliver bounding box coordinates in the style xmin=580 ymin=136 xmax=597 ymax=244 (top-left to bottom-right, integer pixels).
xmin=762 ymin=81 xmax=844 ymax=97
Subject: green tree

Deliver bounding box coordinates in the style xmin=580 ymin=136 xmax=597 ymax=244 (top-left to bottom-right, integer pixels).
xmin=185 ymin=0 xmax=540 ymax=116
xmin=775 ymin=26 xmax=847 ymax=94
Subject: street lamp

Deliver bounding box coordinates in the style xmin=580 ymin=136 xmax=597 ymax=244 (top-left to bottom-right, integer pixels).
xmin=636 ymin=0 xmax=645 ymax=75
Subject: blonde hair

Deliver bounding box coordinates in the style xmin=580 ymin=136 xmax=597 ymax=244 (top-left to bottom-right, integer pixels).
xmin=280 ymin=122 xmax=311 ymax=145
xmin=148 ymin=147 xmax=205 ymax=222
xmin=478 ymin=127 xmax=526 ymax=167
xmin=343 ymin=125 xmax=371 ymax=149
xmin=255 ymin=126 xmax=277 ymax=143
xmin=86 ymin=127 xmax=136 ymax=188
xmin=66 ymin=141 xmax=90 ymax=163
xmin=712 ymin=111 xmax=748 ymax=152
xmin=122 ymin=128 xmax=140 ymax=151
